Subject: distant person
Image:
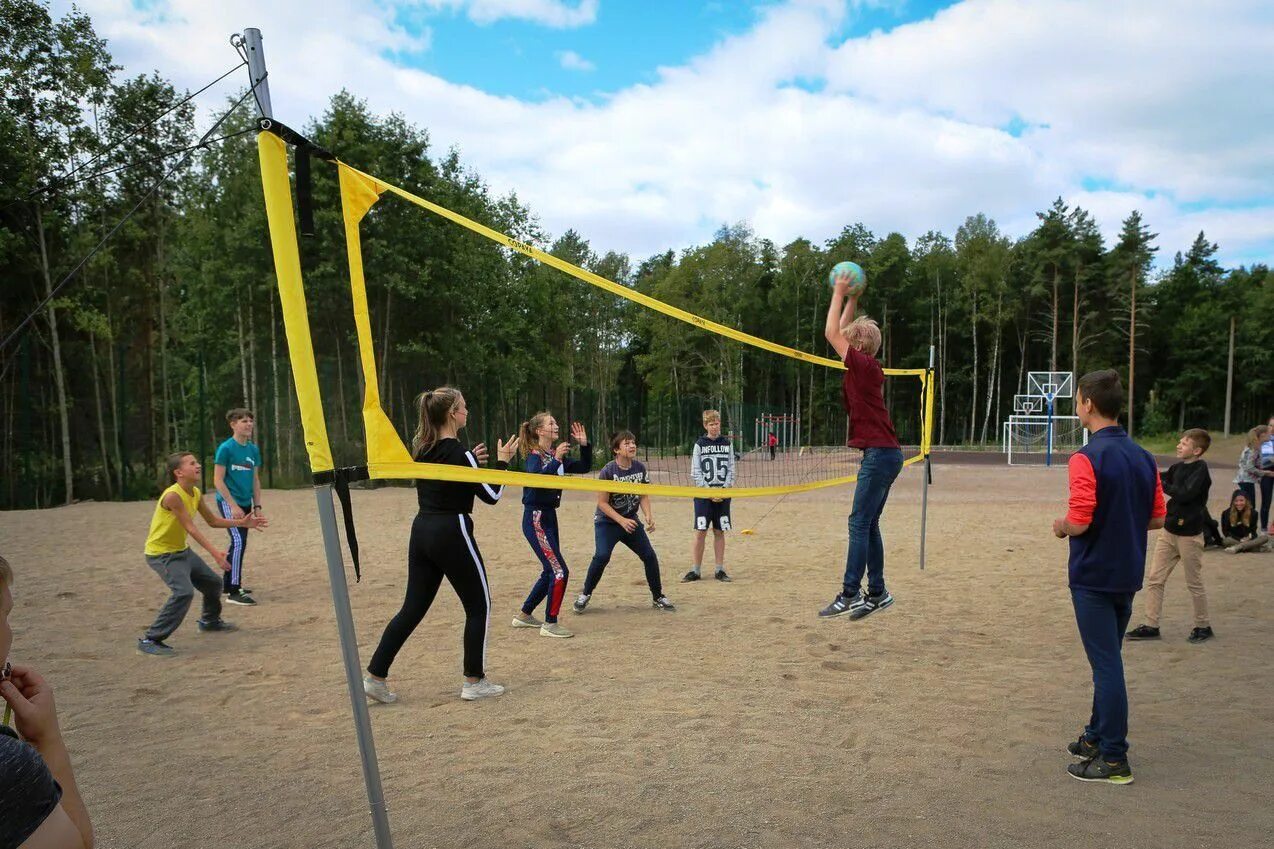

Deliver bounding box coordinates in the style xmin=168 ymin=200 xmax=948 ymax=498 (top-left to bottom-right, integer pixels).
xmin=1259 ymin=416 xmax=1274 ymax=532
xmin=1127 ymin=428 xmax=1214 ymax=644
xmin=767 ymin=431 xmax=778 ymax=461
xmin=1221 ymin=489 xmax=1269 ymax=553
xmin=1 ymin=554 xmax=95 ymax=848
xmin=213 ymin=408 xmax=265 ymax=606
xmin=1052 ymin=369 xmax=1164 ymax=785
xmin=684 ymin=409 xmax=734 ymax=583
xmin=139 ymin=452 xmax=266 ymax=657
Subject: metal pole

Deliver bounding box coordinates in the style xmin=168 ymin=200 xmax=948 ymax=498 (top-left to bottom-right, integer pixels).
xmin=1223 ymin=315 xmax=1234 ymax=436
xmin=242 ymin=28 xmax=274 ymax=120
xmin=919 ymin=345 xmax=934 ymax=571
xmin=199 ymin=350 xmax=207 ymax=493
xmin=315 ymin=485 xmax=394 ymax=849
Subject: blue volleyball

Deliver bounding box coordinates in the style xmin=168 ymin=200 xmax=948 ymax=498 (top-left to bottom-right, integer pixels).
xmin=828 ymin=261 xmax=867 ymax=294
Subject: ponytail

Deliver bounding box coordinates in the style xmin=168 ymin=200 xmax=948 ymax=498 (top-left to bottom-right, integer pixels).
xmin=518 ymin=411 xmax=553 ymax=458
xmin=413 ymin=386 xmax=462 ymax=457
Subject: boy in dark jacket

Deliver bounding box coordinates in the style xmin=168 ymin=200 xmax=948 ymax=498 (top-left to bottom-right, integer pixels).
xmin=1127 ymin=428 xmax=1214 ymax=644
xmin=1053 ymin=369 xmax=1165 ymax=784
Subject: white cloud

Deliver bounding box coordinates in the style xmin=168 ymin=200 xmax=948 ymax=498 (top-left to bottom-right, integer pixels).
xmin=51 ymin=0 xmax=1274 ymax=267
xmin=419 ymin=0 xmax=598 ymax=28
xmin=557 ymin=50 xmax=595 ymax=72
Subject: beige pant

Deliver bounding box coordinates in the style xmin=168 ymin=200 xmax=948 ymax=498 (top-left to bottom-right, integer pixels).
xmin=1144 ymin=532 xmax=1208 ymax=628
xmin=1223 ymin=534 xmax=1270 ymax=552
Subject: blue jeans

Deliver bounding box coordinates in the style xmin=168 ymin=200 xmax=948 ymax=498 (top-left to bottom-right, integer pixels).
xmin=841 ymin=447 xmax=904 ymax=597
xmin=1071 ymin=588 xmax=1135 ymax=760
xmin=584 ymin=521 xmax=663 ymax=599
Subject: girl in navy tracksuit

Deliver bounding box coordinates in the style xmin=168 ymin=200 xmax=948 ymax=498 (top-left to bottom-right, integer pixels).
xmin=513 ymin=412 xmax=592 ymax=638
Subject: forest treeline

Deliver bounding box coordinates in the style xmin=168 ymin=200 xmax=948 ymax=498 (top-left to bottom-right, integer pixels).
xmin=2 ymin=1 xmax=1270 ymax=509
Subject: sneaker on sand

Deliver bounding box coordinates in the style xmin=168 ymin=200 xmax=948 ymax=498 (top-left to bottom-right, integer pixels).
xmin=460 ymin=678 xmax=506 ymax=701
xmin=1125 ymin=624 xmax=1161 ymax=640
xmin=540 ymin=622 xmax=574 ymax=638
xmin=1067 ymin=735 xmax=1100 ymax=760
xmin=849 ymin=590 xmax=894 ymax=621
xmin=652 ymin=596 xmax=677 ymax=611
xmin=818 ymin=593 xmax=859 ymax=619
xmin=511 ymin=611 xmax=542 ymax=629
xmin=681 ymin=570 xmax=701 ymax=582
xmin=1223 ymin=546 xmax=1239 ymax=554
xmin=573 ymin=593 xmax=591 ymax=613
xmin=1188 ymin=626 xmax=1214 ymax=644
xmin=137 ymin=638 xmax=177 ymax=657
xmin=226 ymin=589 xmax=257 ymax=606
xmin=1067 ymin=757 xmax=1133 ymax=785
xmin=363 ymin=676 xmax=398 ymax=704
xmin=196 ymin=618 xmax=238 ymax=633
xmin=714 ymin=570 xmax=732 ymax=582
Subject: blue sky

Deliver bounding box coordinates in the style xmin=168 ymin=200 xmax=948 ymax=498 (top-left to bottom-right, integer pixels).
xmin=403 ymin=2 xmax=962 ymax=101
xmin=59 ymin=0 xmax=1274 ymax=268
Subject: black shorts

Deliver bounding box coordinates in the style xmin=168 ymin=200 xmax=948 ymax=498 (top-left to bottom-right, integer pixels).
xmin=693 ymin=497 xmax=732 ymax=531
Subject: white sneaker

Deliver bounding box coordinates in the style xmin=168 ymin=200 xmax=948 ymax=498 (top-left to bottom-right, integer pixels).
xmin=460 ymin=678 xmax=506 ymax=701
xmin=511 ymin=611 xmax=542 ymax=628
xmin=539 ymin=621 xmax=574 ymax=638
xmin=1224 ymin=546 xmax=1238 ymax=554
xmin=363 ymin=676 xmax=398 ymax=704
xmin=572 ymin=593 xmax=590 ymax=613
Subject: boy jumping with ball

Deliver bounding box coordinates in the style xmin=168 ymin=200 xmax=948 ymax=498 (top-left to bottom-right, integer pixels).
xmin=684 ymin=409 xmax=734 ymax=583
xmin=818 ymin=268 xmax=904 ymax=621
xmin=1053 ymin=370 xmax=1164 ymax=784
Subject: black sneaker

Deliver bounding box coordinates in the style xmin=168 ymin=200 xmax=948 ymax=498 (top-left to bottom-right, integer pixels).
xmin=714 ymin=570 xmax=731 ymax=582
xmin=226 ymin=589 xmax=257 ymax=606
xmin=849 ymin=590 xmax=893 ymax=621
xmin=573 ymin=593 xmax=590 ymax=613
xmin=197 ymin=618 xmax=239 ymax=633
xmin=1125 ymin=624 xmax=1160 ymax=640
xmin=1067 ymin=735 xmax=1100 ymax=760
xmin=1187 ymin=626 xmax=1214 ymax=644
xmin=681 ymin=570 xmax=701 ymax=583
xmin=818 ymin=593 xmax=859 ymax=618
xmin=1067 ymin=757 xmax=1133 ymax=785
xmin=652 ymin=596 xmax=677 ymax=611
xmin=137 ymin=637 xmax=177 ymax=657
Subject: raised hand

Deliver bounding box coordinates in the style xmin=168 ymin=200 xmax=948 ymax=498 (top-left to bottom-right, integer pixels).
xmin=497 ymin=434 xmax=517 ymax=463
xmin=570 ymin=421 xmax=588 ymax=444
xmin=554 ymin=441 xmax=571 ymax=461
xmin=471 ymin=442 xmax=490 ymax=465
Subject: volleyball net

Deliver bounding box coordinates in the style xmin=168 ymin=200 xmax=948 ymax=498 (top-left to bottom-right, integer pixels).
xmin=258 ymin=131 xmax=934 ymax=501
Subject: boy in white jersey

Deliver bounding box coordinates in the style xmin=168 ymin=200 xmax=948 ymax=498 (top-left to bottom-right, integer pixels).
xmin=684 ymin=409 xmax=734 ymax=582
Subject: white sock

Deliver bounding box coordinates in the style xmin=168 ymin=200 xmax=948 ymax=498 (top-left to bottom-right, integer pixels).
xmin=715 ymin=564 xmax=725 ymax=573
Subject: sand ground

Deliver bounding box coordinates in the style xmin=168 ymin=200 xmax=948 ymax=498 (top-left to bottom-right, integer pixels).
xmin=1 ymin=463 xmax=1271 ymax=849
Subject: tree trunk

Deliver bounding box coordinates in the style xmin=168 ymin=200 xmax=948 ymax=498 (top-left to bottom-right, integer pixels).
xmin=968 ymin=290 xmax=979 ymax=444
xmin=271 ymin=287 xmax=281 ymax=485
xmin=1128 ymin=268 xmax=1137 ymax=436
xmin=34 ymin=204 xmax=74 ymax=504
xmin=89 ymin=333 xmax=113 ymax=499
xmin=1071 ymin=264 xmax=1080 ymax=375
xmin=938 ymin=271 xmax=948 ymax=445
xmin=159 ymin=274 xmax=172 ymax=448
xmin=379 ymin=285 xmax=393 ymax=394
xmin=1223 ymin=315 xmax=1235 ymax=436
xmin=1051 ymin=265 xmax=1060 ymax=372
xmin=248 ymin=283 xmax=259 ymax=417
xmin=980 ymin=292 xmax=1002 ymax=444
xmin=237 ymin=300 xmax=249 ymax=405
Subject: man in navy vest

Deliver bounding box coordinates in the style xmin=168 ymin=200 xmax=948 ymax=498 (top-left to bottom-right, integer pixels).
xmin=1052 ymin=369 xmax=1165 ymax=785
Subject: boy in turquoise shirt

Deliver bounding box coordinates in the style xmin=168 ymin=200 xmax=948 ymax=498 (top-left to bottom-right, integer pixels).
xmin=214 ymin=408 xmax=265 ymax=605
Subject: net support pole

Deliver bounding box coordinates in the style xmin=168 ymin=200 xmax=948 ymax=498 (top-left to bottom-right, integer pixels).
xmin=919 ymin=345 xmax=934 ymax=571
xmin=242 ymin=28 xmax=274 ymax=120
xmin=315 ymin=484 xmax=395 ymax=849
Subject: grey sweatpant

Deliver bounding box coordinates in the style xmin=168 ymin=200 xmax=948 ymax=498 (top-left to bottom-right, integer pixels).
xmin=144 ymin=548 xmax=224 ymax=640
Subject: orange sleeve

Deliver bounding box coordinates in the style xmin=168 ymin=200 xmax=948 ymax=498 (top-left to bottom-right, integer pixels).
xmin=1067 ymin=453 xmax=1097 ymax=526
xmin=1151 ymin=468 xmax=1167 ymax=518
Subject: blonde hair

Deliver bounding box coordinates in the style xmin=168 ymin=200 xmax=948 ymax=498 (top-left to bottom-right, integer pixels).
xmin=0 ymin=553 xmax=11 ymax=594
xmin=413 ymin=387 xmax=463 ymax=457
xmin=1249 ymin=425 xmax=1269 ymax=451
xmin=518 ymin=411 xmax=554 ymax=458
xmin=702 ymin=409 xmax=721 ymax=426
xmin=1228 ymin=491 xmax=1253 ymax=529
xmin=842 ymin=316 xmax=882 ymax=357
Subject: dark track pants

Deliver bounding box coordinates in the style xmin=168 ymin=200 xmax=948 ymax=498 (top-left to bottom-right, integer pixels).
xmin=1071 ymin=588 xmax=1135 ymax=761
xmin=521 ymin=507 xmax=569 ymax=623
xmin=218 ymin=499 xmax=250 ymax=593
xmin=583 ymin=521 xmax=663 ymax=600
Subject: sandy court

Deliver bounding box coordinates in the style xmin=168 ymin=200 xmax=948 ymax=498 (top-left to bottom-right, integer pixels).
xmin=1 ymin=463 xmax=1271 ymax=849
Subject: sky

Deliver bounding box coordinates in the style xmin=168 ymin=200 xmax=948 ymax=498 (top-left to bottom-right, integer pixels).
xmin=54 ymin=0 xmax=1274 ymax=269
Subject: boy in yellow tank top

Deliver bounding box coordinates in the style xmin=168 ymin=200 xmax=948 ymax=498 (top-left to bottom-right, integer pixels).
xmin=139 ymin=452 xmax=267 ymax=657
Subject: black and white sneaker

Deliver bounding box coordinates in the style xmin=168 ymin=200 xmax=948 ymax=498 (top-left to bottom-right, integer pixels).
xmin=1067 ymin=757 xmax=1133 ymax=785
xmin=652 ymin=596 xmax=677 ymax=611
xmin=197 ymin=618 xmax=239 ymax=633
xmin=1067 ymin=734 xmax=1100 ymax=759
xmin=1187 ymin=626 xmax=1214 ymax=644
xmin=818 ymin=593 xmax=859 ymax=618
xmin=681 ymin=570 xmax=701 ymax=583
xmin=714 ymin=569 xmax=731 ymax=582
xmin=1125 ymin=624 xmax=1160 ymax=640
xmin=572 ymin=593 xmax=591 ymax=613
xmin=226 ymin=589 xmax=257 ymax=606
xmin=848 ymin=590 xmax=893 ymax=620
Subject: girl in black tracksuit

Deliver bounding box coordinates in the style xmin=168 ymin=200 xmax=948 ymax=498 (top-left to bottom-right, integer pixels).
xmin=364 ymin=387 xmax=516 ymax=703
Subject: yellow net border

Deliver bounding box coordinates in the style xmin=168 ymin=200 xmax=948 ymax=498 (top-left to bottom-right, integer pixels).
xmin=259 ymin=131 xmax=934 ymax=497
